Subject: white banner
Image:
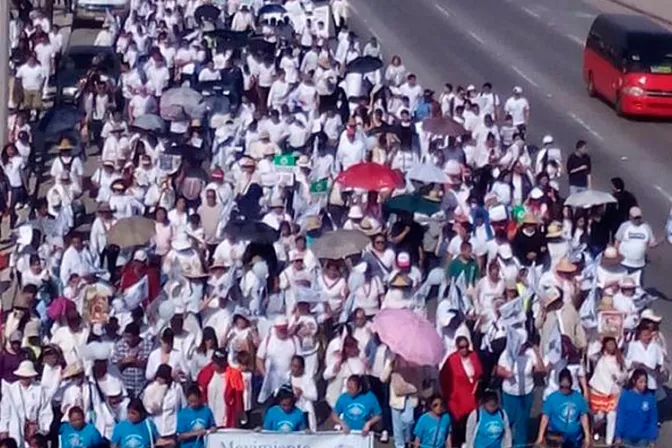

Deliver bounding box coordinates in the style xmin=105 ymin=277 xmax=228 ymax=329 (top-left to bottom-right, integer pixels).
xmin=206 ymin=430 xmax=374 ymax=448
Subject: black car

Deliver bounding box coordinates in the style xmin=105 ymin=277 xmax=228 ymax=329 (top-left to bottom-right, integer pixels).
xmin=55 ymin=45 xmax=120 ymax=104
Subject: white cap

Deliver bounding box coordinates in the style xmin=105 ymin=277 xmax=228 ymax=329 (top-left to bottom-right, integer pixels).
xmin=274 ymin=316 xmax=289 ymax=327
xmin=444 ymin=160 xmax=462 ymax=176
xmin=513 ymin=86 xmax=523 ymax=94
xmin=489 ymin=205 xmax=507 ymax=222
xmin=133 ymin=250 xmax=148 ymax=262
xmin=641 ymin=309 xmax=662 ymax=323
xmin=466 ymin=84 xmax=476 ymax=91
xmin=270 ymin=196 xmax=284 ymax=208
xmin=542 ymin=135 xmax=554 ymax=145
xmin=348 ymin=205 xmax=364 ymax=219
xmin=530 ymin=187 xmax=544 ymax=200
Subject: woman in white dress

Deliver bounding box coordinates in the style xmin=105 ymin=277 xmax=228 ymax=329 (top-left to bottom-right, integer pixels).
xmin=317 ymin=260 xmax=348 ymax=319
xmin=324 ymin=335 xmax=368 ymax=407
xmin=141 ymin=364 xmax=185 ymax=438
xmin=289 ymin=355 xmax=318 ymax=431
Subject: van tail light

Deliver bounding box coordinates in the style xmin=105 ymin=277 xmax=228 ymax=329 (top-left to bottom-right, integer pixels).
xmin=622 ymin=86 xmax=645 ymax=97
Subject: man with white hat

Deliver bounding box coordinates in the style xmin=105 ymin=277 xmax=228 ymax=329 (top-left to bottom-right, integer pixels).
xmin=109 ymin=179 xmax=145 ymax=220
xmin=342 ymin=204 xmax=364 ymax=230
xmin=257 ymin=316 xmax=299 ymax=403
xmin=504 ymin=86 xmax=529 ymax=131
xmin=262 ymin=196 xmax=291 ymax=231
xmin=615 ymin=206 xmax=659 ymax=279
xmin=0 ymin=360 xmax=53 ymax=445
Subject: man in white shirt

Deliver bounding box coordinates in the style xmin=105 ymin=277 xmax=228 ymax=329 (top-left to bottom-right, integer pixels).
xmin=336 ymin=125 xmax=365 ymax=171
xmin=94 ymin=23 xmax=115 ymax=47
xmin=399 ymin=73 xmax=423 ymax=114
xmin=615 ymin=206 xmax=659 ymax=276
xmin=504 ymin=86 xmax=530 ymax=130
xmin=198 ymin=60 xmax=221 ymax=82
xmin=145 ymin=56 xmax=171 ymax=97
xmin=59 ymin=235 xmax=98 ymax=286
xmin=267 ymin=69 xmax=290 ymax=112
xmin=477 ymin=82 xmax=501 ymax=120
xmin=16 ymin=54 xmax=47 ymax=118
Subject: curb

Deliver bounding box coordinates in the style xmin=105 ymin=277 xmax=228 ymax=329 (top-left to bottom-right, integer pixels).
xmin=606 ymin=0 xmax=672 ymax=27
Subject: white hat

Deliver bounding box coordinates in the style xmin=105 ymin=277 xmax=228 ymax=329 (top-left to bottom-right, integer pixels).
xmin=13 ymin=360 xmax=38 ymax=378
xmin=16 ymin=224 xmax=33 ymax=246
xmin=629 ymin=206 xmax=643 ymax=218
xmin=641 ymin=309 xmax=662 ymax=323
xmin=171 ymin=233 xmax=192 ymax=251
xmin=270 ymin=196 xmax=284 ymax=208
xmin=466 ymin=84 xmax=476 ymax=91
xmin=133 ymin=249 xmax=148 ymax=262
xmin=348 ymin=205 xmax=364 ymax=219
xmin=62 ymin=361 xmax=85 ymax=380
xmin=529 ymin=187 xmax=544 ymax=200
xmin=513 ymin=86 xmax=523 ymax=94
xmin=86 ymin=341 xmax=112 ymax=361
xmin=289 ymin=249 xmax=304 ymax=262
xmin=274 ymin=315 xmax=289 ymax=327
xmin=106 ymin=382 xmax=123 ymax=397
xmin=489 ymin=205 xmax=507 ymax=222
xmin=498 ymin=243 xmax=513 ymax=260
xmin=542 ymin=135 xmax=554 ymax=145
xmin=549 ymin=180 xmax=560 ymax=191
xmin=619 ymin=276 xmax=637 ymax=289
xmin=444 ymin=160 xmax=462 ymax=176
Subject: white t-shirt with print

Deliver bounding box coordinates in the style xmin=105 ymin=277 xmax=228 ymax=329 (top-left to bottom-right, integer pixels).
xmin=616 ymin=221 xmax=654 ymax=268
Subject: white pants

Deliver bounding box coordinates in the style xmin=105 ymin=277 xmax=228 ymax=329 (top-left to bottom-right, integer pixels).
xmin=594 ymin=410 xmax=617 ymax=445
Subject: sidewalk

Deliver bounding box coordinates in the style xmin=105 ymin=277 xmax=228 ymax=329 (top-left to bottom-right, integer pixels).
xmin=607 ymin=0 xmax=672 ymax=25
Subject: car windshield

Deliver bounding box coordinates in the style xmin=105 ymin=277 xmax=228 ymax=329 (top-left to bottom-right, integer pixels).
xmin=61 ymin=51 xmax=114 ymax=73
xmin=626 ymin=35 xmax=672 ymax=73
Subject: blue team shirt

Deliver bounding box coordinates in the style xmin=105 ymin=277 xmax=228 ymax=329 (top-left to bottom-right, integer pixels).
xmin=60 ymin=422 xmax=103 ymax=448
xmin=263 ymin=405 xmax=307 ymax=432
xmin=473 ymin=408 xmax=506 ymax=448
xmin=413 ymin=412 xmax=451 ymax=448
xmin=111 ymin=419 xmax=160 ymax=448
xmin=334 ymin=391 xmax=382 ymax=431
xmin=176 ymin=405 xmax=216 ymax=448
xmin=542 ymin=390 xmax=589 ymax=439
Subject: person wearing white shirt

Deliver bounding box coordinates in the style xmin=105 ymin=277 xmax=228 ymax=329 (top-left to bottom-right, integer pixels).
xmin=615 ymin=207 xmax=658 ymax=273
xmin=145 ymin=57 xmax=171 ymax=96
xmin=262 ymin=198 xmax=292 ymax=231
xmin=16 ymin=55 xmax=47 ymax=116
xmin=231 ymin=5 xmax=256 ymax=32
xmin=141 ymin=364 xmax=185 ymax=437
xmin=477 ymin=82 xmax=501 ymax=119
xmin=504 ymin=86 xmax=530 ymax=128
xmin=399 ymin=74 xmax=423 ymax=114
xmin=146 ymin=329 xmax=190 ymax=381
xmin=50 ymin=310 xmax=90 ymax=366
xmin=198 ymin=61 xmax=222 ymax=82
xmin=89 ymin=203 xmax=117 ymax=267
xmin=59 ymin=235 xmax=98 ymax=286
xmin=626 ymin=325 xmax=665 ymax=390
xmin=267 ymin=70 xmax=291 ymax=112
xmin=336 ymin=126 xmax=365 ymax=171
xmin=94 ymin=25 xmax=115 ymax=47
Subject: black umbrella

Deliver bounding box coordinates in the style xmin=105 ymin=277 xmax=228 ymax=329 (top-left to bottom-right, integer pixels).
xmin=224 ymin=220 xmax=279 ymax=244
xmin=258 ymin=4 xmax=287 ymax=16
xmin=202 ymin=94 xmax=231 ymax=114
xmin=204 ymin=29 xmax=250 ymax=50
xmin=247 ymin=37 xmax=276 ymax=56
xmin=346 ymin=56 xmax=384 ymax=74
xmin=194 ymin=4 xmax=221 ymax=23
xmin=38 ymin=106 xmax=84 ymax=138
xmin=165 ymin=144 xmax=208 ymax=162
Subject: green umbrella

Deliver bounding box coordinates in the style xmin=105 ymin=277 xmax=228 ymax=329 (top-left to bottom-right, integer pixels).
xmin=384 ymin=194 xmax=441 ymax=216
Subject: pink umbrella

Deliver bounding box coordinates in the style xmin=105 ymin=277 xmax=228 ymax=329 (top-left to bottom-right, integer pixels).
xmin=372 ymin=309 xmax=444 ymax=366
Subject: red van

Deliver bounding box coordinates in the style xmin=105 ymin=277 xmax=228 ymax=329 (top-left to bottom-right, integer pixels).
xmin=583 ymin=14 xmax=672 ymax=117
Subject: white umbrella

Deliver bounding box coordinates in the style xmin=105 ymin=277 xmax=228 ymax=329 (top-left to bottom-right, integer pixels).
xmin=407 ymin=163 xmax=449 ymax=184
xmin=565 ymin=189 xmax=617 ymax=208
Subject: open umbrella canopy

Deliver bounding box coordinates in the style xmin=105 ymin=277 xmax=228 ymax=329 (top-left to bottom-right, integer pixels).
xmin=160 ymin=87 xmax=204 ymax=121
xmin=565 ymin=189 xmax=617 ymax=208
xmin=37 ymin=105 xmax=84 ymax=138
xmin=372 ymin=309 xmax=444 ymax=366
xmin=247 ymin=37 xmax=276 ymax=56
xmin=258 ymin=4 xmax=287 ymax=15
xmin=422 ymin=117 xmax=467 ymax=137
xmin=336 ymin=162 xmax=404 ymax=191
xmin=165 ymin=144 xmax=208 ymax=162
xmin=311 ymin=230 xmax=369 ymax=260
xmin=346 ymin=56 xmax=384 ymax=74
xmin=194 ymin=4 xmax=221 ymax=23
xmin=407 ymin=162 xmax=449 ymax=184
xmin=107 ymin=216 xmax=156 ymax=248
xmin=132 ymin=114 xmax=166 ymax=133
xmin=224 ymin=220 xmax=279 ymax=244
xmin=384 ymin=194 xmax=441 ymax=216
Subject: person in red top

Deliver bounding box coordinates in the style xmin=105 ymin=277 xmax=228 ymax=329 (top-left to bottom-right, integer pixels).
xmin=196 ymin=349 xmax=245 ymax=429
xmin=439 ymin=335 xmax=483 ymax=447
xmin=118 ymin=249 xmax=161 ymax=306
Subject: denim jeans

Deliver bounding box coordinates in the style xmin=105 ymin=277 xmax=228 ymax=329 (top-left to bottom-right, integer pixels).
xmin=502 ymin=392 xmax=533 ymax=447
xmin=391 ymin=407 xmax=413 ymax=448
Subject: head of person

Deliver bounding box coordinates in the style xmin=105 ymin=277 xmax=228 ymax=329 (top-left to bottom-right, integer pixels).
xmin=205 ymin=189 xmax=217 ymax=207
xmin=160 ymin=328 xmax=175 ymax=352
xmin=186 ymin=385 xmax=204 ymax=409
xmin=155 ymin=207 xmax=168 ymax=224
xmin=629 ymin=206 xmax=643 ymax=225
xmin=487 ymin=261 xmax=500 ymax=281
xmin=427 ymin=394 xmax=445 ymax=416
xmin=276 ymin=387 xmax=296 ymax=413
xmin=343 ymin=335 xmax=360 ymax=359
xmin=290 ymin=355 xmax=305 ymax=377
xmin=346 ymin=374 xmax=363 ymax=397
xmin=352 ymin=308 xmax=367 ymax=328
xmin=212 ymin=348 xmax=228 ymax=373
xmin=481 ymin=390 xmax=500 ymax=414
xmin=575 ymin=139 xmax=587 ymax=154
xmin=611 ymin=177 xmax=625 ymax=193
xmin=274 ymin=317 xmax=290 ymax=339
xmin=123 ymin=322 xmax=141 ymax=348
xmin=459 ymin=241 xmax=473 ymax=260
xmin=601 ymin=336 xmax=618 ymax=356
xmin=558 ymin=367 xmax=573 ymax=392
xmin=199 ymin=327 xmax=218 ymax=353
xmin=68 ymin=406 xmax=86 ymax=431
xmin=66 ymin=308 xmax=82 ymax=331
xmin=0 ymin=438 xmax=18 ymax=448
xmin=155 ymin=364 xmax=173 ymax=386
xmin=127 ymin=398 xmax=148 ymax=424
xmin=629 ymin=368 xmax=648 ymax=393
xmin=456 ymin=336 xmax=470 ymax=357
xmin=70 ymin=235 xmax=83 ymax=251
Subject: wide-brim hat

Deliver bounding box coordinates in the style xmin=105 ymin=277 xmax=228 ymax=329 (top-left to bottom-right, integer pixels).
xmin=210 ymin=259 xmax=232 ymax=270
xmin=111 ymin=179 xmax=127 ymax=191
xmin=62 ymin=361 xmax=84 ymax=379
xmin=171 ymin=235 xmax=192 ymax=251
xmin=182 ymin=263 xmax=209 ymax=279
xmin=522 ymin=213 xmax=538 ymax=225
xmin=389 ymin=273 xmax=412 ymax=288
xmin=546 ymin=222 xmax=564 ymax=238
xmin=359 ymin=217 xmax=382 ymax=236
xmin=556 ymin=257 xmax=578 ymax=274
xmin=57 ymin=139 xmax=74 ymax=151
xmin=601 ymin=246 xmax=622 ymax=264
xmin=13 ymin=360 xmax=38 ymax=378
xmin=305 ymin=215 xmax=322 ymax=232
xmin=542 ymin=286 xmax=562 ymax=308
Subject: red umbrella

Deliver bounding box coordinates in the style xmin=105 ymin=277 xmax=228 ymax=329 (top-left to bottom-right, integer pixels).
xmin=336 ymin=162 xmax=404 ymax=191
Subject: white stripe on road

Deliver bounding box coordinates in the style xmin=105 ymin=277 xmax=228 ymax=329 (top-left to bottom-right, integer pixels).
xmin=521 ymin=7 xmax=541 ymax=19
xmin=468 ymin=31 xmax=484 ymax=44
xmin=434 ymin=3 xmax=452 ymax=18
xmin=511 ymin=66 xmax=539 ymax=88
xmin=568 ymin=112 xmax=604 ymax=141
xmin=567 ymin=34 xmax=584 ymax=47
xmin=654 ymin=185 xmax=672 ymax=204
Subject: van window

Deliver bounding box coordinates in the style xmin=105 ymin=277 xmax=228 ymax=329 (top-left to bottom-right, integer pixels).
xmin=626 ymin=50 xmax=672 ymax=74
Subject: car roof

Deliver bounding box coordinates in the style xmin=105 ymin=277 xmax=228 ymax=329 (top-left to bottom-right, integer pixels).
xmin=64 ymin=45 xmax=116 ymax=56
xmin=592 ymin=13 xmax=670 ymax=36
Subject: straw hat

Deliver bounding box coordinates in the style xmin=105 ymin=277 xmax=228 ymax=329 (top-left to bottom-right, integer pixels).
xmin=389 ymin=273 xmax=412 ymax=288
xmin=210 ymin=259 xmax=232 ymax=270
xmin=423 ymin=190 xmax=442 ymax=202
xmin=62 ymin=361 xmax=84 ymax=380
xmin=521 ymin=213 xmax=538 ymax=225
xmin=305 ymin=215 xmax=322 ymax=232
xmin=556 ymin=257 xmax=578 ymax=274
xmin=182 ymin=262 xmax=209 ymax=279
xmin=348 ymin=205 xmax=364 ymax=219
xmin=641 ymin=308 xmax=662 ymax=323
xmin=546 ymin=221 xmax=563 ymax=238
xmin=57 ymin=139 xmax=74 ymax=151
xmin=601 ymin=246 xmax=622 ymax=264
xmin=14 ymin=360 xmax=38 ymax=378
xmin=359 ymin=217 xmax=382 ymax=236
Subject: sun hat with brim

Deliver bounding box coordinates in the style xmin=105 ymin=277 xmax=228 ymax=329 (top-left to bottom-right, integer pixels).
xmin=521 ymin=214 xmax=538 ymax=225
xmin=348 ymin=205 xmax=364 ymax=219
xmin=182 ymin=264 xmax=209 ymax=279
xmin=305 ymin=215 xmax=322 ymax=232
xmin=389 ymin=273 xmax=412 ymax=288
xmin=601 ymin=246 xmax=622 ymax=264
xmin=546 ymin=222 xmax=563 ymax=238
xmin=618 ymin=276 xmax=637 ymax=289
xmin=542 ymin=287 xmax=562 ymax=308
xmin=111 ymin=180 xmax=126 ymax=191
xmin=57 ymin=139 xmax=74 ymax=151
xmin=423 ymin=190 xmax=442 ymax=203
xmin=210 ymin=259 xmax=232 ymax=270
xmin=239 ymin=157 xmax=256 ymax=168
xmin=359 ymin=218 xmax=382 ymax=236
xmin=556 ymin=258 xmax=578 ymax=274
xmin=171 ymin=234 xmax=192 ymax=251
xmin=641 ymin=309 xmax=662 ymax=323
xmin=62 ymin=362 xmax=85 ymax=380
xmin=13 ymin=360 xmax=38 ymax=378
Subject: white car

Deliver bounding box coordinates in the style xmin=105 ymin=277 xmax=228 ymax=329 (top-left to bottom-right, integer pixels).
xmin=72 ymin=0 xmax=130 ymax=24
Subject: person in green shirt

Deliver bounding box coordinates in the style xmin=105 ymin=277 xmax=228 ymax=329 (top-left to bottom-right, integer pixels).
xmin=446 ymin=241 xmax=480 ymax=286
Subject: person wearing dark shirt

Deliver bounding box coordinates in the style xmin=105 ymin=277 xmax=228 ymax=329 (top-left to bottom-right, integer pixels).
xmin=0 ymin=331 xmax=29 ymax=384
xmin=389 ymin=213 xmax=425 ymax=266
xmin=566 ymin=140 xmax=591 ymax=194
xmin=513 ymin=215 xmax=546 ymax=266
xmin=605 ymin=177 xmax=638 ymax=238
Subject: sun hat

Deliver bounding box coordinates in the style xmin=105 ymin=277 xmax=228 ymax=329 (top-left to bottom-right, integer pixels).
xmin=348 ymin=205 xmax=364 ymax=219
xmin=14 ymin=360 xmax=38 ymax=378
xmin=62 ymin=361 xmax=85 ymax=380
xmin=546 ymin=222 xmax=564 ymax=238
xmin=556 ymin=257 xmax=578 ymax=274
xmin=641 ymin=309 xmax=662 ymax=323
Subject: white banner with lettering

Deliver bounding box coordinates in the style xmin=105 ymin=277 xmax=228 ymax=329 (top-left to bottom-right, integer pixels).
xmin=206 ymin=430 xmax=374 ymax=448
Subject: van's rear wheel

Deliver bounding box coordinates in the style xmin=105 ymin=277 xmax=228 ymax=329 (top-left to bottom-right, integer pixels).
xmin=586 ymin=73 xmax=596 ymax=97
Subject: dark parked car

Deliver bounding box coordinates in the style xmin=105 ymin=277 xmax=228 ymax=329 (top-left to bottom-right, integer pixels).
xmin=55 ymin=45 xmax=120 ymax=104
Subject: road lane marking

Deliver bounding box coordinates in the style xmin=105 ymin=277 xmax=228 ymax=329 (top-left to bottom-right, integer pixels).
xmin=654 ymin=185 xmax=672 ymax=204
xmin=568 ymin=112 xmax=604 ymax=141
xmin=521 ymin=7 xmax=541 ymax=19
xmin=468 ymin=31 xmax=484 ymax=44
xmin=568 ymin=34 xmax=584 ymax=46
xmin=435 ymin=3 xmax=451 ymax=18
xmin=511 ymin=66 xmax=539 ymax=87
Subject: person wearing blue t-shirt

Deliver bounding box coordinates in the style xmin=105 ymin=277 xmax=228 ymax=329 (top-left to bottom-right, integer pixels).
xmin=536 ymin=368 xmax=591 ymax=448
xmin=263 ymin=387 xmax=307 ymax=433
xmin=615 ymin=369 xmax=658 ymax=448
xmin=177 ymin=385 xmax=216 ymax=448
xmin=465 ymin=391 xmax=511 ymax=448
xmin=111 ymin=398 xmax=165 ymax=448
xmin=331 ymin=375 xmax=382 ymax=435
xmin=413 ymin=394 xmax=452 ymax=448
xmin=60 ymin=406 xmax=104 ymax=448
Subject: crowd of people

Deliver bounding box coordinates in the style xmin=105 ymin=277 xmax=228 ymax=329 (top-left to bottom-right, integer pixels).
xmin=0 ymin=0 xmax=668 ymax=447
